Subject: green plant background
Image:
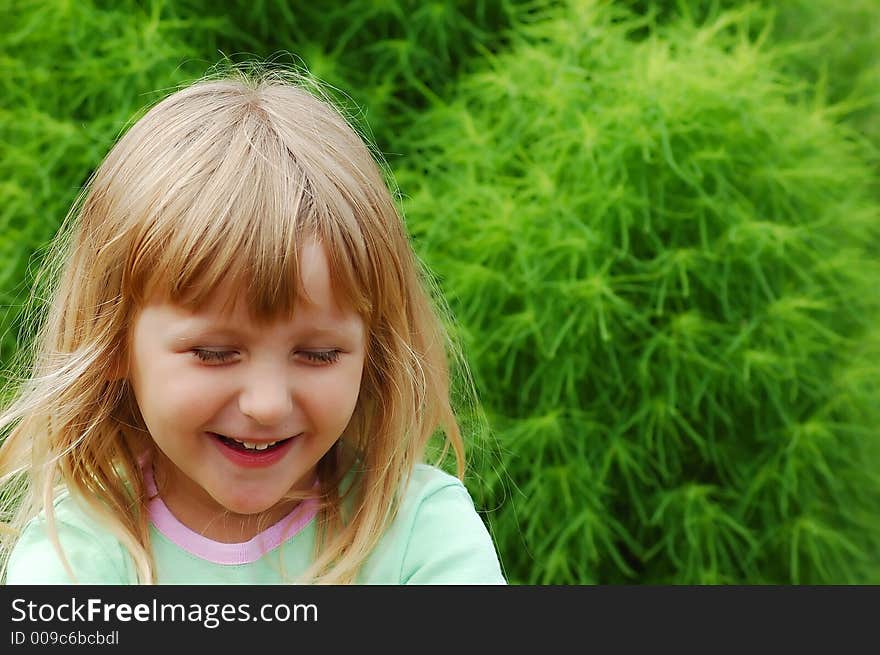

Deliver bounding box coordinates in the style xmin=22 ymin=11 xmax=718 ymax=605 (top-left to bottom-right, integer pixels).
xmin=1 ymin=0 xmax=878 ymax=584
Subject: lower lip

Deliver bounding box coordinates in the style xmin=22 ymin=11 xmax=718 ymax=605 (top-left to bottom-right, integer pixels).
xmin=209 ymin=432 xmax=299 ymax=468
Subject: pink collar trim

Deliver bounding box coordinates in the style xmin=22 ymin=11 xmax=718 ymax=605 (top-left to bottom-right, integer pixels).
xmin=144 ymin=466 xmax=319 ymax=565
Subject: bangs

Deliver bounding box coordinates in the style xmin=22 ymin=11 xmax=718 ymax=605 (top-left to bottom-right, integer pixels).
xmin=122 ymin=90 xmax=374 ymax=324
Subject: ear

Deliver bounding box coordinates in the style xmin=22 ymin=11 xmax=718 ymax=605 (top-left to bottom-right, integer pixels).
xmin=106 ymin=352 xmax=128 ymax=382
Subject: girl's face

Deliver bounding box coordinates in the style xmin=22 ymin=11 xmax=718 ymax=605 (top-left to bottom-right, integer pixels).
xmin=127 ymin=240 xmax=366 ymax=538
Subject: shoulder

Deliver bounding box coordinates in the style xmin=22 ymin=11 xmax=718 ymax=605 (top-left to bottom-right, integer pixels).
xmin=403 ymin=463 xmax=468 ymax=504
xmin=5 ymin=492 xmax=135 ymax=584
xmin=360 ymin=464 xmax=507 ymax=584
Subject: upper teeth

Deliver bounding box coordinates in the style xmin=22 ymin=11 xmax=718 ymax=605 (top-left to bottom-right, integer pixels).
xmin=232 ymin=438 xmax=279 ymax=451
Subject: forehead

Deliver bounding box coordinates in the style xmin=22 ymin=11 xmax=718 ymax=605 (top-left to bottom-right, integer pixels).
xmin=148 ymin=239 xmax=359 ymax=328
xmin=295 ymin=239 xmax=338 ymax=313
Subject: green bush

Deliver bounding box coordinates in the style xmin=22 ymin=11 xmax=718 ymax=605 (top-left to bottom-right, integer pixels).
xmin=621 ymin=0 xmax=880 ymax=150
xmin=770 ymin=0 xmax=880 ymax=151
xmin=169 ymin=0 xmax=542 ymax=150
xmin=396 ymin=2 xmax=880 ymax=583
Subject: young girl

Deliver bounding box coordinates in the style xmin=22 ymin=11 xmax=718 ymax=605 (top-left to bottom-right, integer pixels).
xmin=0 ymin=69 xmax=506 ymax=584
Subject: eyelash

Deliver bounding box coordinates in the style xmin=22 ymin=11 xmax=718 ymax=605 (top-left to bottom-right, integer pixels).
xmin=191 ymin=349 xmax=341 ymax=365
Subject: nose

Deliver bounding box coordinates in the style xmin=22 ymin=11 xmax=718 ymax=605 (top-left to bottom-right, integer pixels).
xmin=237 ymin=363 xmax=294 ymax=428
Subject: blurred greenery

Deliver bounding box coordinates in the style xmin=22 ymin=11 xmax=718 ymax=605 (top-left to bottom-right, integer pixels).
xmin=1 ymin=0 xmax=878 ymax=583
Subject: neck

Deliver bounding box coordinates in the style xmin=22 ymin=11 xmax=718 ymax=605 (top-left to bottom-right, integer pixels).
xmin=149 ymin=459 xmax=307 ymax=544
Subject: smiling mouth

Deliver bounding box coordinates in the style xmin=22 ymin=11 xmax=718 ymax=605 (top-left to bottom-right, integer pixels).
xmin=209 ymin=432 xmax=296 ymax=453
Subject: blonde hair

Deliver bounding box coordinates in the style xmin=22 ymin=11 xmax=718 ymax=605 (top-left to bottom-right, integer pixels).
xmin=0 ymin=68 xmax=472 ymax=584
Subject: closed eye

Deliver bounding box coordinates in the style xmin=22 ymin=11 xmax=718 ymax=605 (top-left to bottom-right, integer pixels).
xmin=301 ymin=350 xmax=341 ymax=365
xmin=191 ymin=349 xmax=341 ymax=365
xmin=192 ymin=349 xmax=236 ymax=364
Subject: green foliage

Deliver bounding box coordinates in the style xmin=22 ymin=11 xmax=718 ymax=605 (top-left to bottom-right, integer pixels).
xmin=396 ymin=2 xmax=880 ymax=583
xmin=621 ymin=0 xmax=880 ymax=149
xmin=168 ymin=0 xmax=544 ymax=150
xmin=770 ymin=0 xmax=880 ymax=150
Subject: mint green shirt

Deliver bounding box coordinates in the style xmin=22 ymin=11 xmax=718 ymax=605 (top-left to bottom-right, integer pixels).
xmin=6 ymin=464 xmax=506 ymax=584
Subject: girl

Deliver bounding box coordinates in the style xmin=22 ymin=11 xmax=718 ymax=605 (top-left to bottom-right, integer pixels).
xmin=0 ymin=69 xmax=506 ymax=584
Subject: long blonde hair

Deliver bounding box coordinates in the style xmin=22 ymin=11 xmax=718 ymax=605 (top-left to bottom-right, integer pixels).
xmin=0 ymin=68 xmax=471 ymax=584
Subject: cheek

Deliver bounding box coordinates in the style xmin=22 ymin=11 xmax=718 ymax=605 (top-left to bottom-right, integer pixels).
xmin=301 ymin=366 xmax=364 ymax=427
xmin=133 ymin=357 xmax=227 ymax=426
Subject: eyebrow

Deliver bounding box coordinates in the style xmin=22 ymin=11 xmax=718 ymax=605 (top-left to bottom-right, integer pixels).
xmin=170 ymin=320 xmax=353 ymax=342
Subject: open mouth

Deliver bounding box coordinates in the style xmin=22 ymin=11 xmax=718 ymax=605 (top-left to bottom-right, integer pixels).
xmin=209 ymin=432 xmax=296 ymax=455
